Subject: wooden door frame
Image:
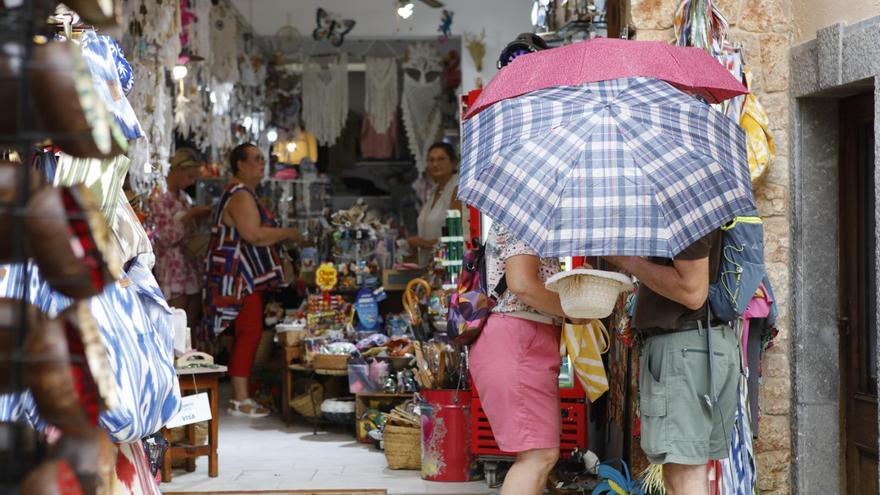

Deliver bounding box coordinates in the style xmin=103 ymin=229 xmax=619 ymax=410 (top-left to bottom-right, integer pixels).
xmin=838 ymin=92 xmax=879 ymax=495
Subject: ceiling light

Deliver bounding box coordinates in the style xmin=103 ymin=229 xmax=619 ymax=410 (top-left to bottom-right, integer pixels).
xmin=286 ymin=142 xmax=298 ymax=153
xmin=267 ymin=129 xmax=278 ymax=143
xmin=243 ymin=116 xmax=253 ymax=129
xmin=397 ymin=2 xmax=414 ymax=19
xmin=172 ymin=64 xmax=188 ymax=80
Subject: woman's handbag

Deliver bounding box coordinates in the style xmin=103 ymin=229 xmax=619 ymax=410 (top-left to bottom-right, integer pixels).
xmin=182 ymin=233 xmax=211 ymax=262
xmin=446 ymin=240 xmax=506 ymax=345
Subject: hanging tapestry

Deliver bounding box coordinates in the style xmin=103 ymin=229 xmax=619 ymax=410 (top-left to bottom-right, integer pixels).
xmin=401 ymin=42 xmax=442 ymax=173
xmin=365 ymin=56 xmax=399 ymax=135
xmin=302 ymin=53 xmax=348 ymax=146
xmin=210 ymin=3 xmax=240 ymax=84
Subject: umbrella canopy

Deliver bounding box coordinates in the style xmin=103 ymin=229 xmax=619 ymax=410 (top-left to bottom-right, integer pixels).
xmin=464 ymin=37 xmax=748 ymax=119
xmin=459 ymin=77 xmax=755 ymax=258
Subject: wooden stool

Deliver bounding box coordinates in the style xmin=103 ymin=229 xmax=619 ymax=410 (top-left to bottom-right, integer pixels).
xmin=161 ymin=366 xmax=226 ymax=482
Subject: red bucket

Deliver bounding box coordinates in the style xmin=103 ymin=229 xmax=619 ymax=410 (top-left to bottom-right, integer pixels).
xmin=419 ymin=389 xmax=479 ymax=482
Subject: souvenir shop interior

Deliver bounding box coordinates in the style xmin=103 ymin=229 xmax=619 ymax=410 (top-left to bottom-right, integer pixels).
xmin=0 ymin=0 xmax=779 ymax=493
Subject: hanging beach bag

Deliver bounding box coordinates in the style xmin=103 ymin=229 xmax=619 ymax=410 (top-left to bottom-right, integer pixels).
xmin=446 ymin=239 xmax=506 ymax=345
xmin=707 ymin=214 xmax=772 ymax=322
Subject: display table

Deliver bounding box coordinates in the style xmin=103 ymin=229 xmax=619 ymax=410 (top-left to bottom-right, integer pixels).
xmin=161 ymin=365 xmax=227 ymax=482
xmin=284 ymin=363 xmax=350 ymax=433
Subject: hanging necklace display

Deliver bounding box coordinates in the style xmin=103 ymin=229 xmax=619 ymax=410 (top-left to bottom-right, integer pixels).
xmin=365 ymin=57 xmax=398 ymax=135
xmin=302 ymin=53 xmax=349 ymax=146
xmin=401 ymin=42 xmax=442 ymax=174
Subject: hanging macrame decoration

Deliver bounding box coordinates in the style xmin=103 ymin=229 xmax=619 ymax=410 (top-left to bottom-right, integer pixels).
xmin=302 ymin=53 xmax=349 ymax=146
xmin=365 ymin=57 xmax=398 ymax=135
xmin=210 ymin=3 xmax=240 ymax=84
xmin=401 ymin=42 xmax=442 ymax=173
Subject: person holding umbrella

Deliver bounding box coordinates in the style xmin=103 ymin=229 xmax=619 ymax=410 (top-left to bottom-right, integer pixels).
xmin=458 ymin=36 xmax=757 ymax=495
xmin=604 ymin=238 xmax=739 ymax=494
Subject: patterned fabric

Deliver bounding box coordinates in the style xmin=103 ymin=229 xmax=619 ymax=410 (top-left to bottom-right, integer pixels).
xmin=80 ymin=30 xmax=144 ymax=139
xmin=203 ymin=183 xmax=283 ymax=336
xmin=721 ymin=374 xmax=756 ymax=495
xmin=485 ymin=223 xmax=559 ymax=321
xmin=0 ymin=256 xmax=181 ymax=443
xmin=149 ymin=190 xmax=201 ymax=299
xmin=113 ymin=442 xmax=162 ymax=495
xmin=562 ymin=320 xmax=609 ymax=402
xmin=55 ymin=154 xmax=130 ymax=223
xmin=740 ymin=69 xmax=774 ymax=182
xmin=460 ymin=77 xmax=755 ymax=259
xmin=112 ymin=192 xmax=154 ymax=268
xmin=107 ymin=36 xmax=134 ymax=95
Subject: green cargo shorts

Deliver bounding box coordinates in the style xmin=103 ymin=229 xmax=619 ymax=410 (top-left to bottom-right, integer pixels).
xmin=638 ymin=325 xmax=740 ymax=465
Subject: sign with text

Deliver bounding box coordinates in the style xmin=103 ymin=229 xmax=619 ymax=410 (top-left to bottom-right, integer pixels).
xmin=165 ymin=393 xmax=211 ymax=429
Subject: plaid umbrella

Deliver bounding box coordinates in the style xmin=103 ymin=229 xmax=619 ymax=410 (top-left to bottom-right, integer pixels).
xmin=459 ymin=77 xmax=755 ymax=258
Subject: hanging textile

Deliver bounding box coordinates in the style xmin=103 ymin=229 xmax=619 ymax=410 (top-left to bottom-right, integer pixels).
xmin=126 ymin=59 xmax=173 ymax=196
xmin=561 ymin=320 xmax=610 ymax=402
xmin=721 ymin=373 xmax=757 ymax=495
xmin=0 ymin=256 xmax=180 ymax=443
xmin=111 ymin=190 xmax=154 ymax=269
xmin=209 ymin=3 xmax=240 ymax=84
xmin=302 ymin=54 xmax=349 ymax=146
xmin=365 ymin=57 xmax=399 ymax=135
xmin=361 ymin=112 xmax=398 ymax=160
xmin=401 ymin=43 xmax=442 ymax=173
xmin=113 ymin=442 xmax=163 ymax=495
xmin=741 ymin=69 xmax=775 ymax=182
xmin=55 ymin=154 xmax=130 ymax=223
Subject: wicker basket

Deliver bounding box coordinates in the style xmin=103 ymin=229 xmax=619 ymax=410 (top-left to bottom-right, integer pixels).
xmin=383 ymin=424 xmax=421 ymax=470
xmin=290 ymin=382 xmax=323 ymax=418
xmin=545 ymin=269 xmax=633 ymax=319
xmin=312 ymin=354 xmax=349 ymax=371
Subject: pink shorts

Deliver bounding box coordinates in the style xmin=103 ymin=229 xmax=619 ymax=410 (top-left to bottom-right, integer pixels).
xmin=469 ymin=313 xmax=561 ymax=453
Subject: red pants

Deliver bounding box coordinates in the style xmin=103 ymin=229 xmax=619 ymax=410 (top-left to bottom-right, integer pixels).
xmin=229 ymin=291 xmax=264 ymax=378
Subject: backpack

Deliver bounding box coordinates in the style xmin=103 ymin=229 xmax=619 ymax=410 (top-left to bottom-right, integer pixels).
xmin=446 ymin=239 xmax=507 ymax=345
xmin=708 ymin=213 xmax=777 ymax=324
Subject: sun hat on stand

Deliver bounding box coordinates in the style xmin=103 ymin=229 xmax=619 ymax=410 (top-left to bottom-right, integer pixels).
xmin=545 ymin=269 xmax=633 ymax=320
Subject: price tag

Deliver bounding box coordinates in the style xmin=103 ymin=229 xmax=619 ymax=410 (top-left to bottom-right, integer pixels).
xmin=165 ymin=392 xmax=212 ymax=429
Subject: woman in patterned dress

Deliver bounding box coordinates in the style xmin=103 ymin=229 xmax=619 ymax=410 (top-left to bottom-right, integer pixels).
xmin=204 ymin=143 xmax=305 ymax=418
xmin=150 ymin=148 xmax=212 ymax=329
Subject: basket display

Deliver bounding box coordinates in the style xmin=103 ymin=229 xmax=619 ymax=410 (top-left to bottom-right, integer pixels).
xmin=545 ymin=269 xmax=633 ymax=319
xmin=312 ymin=354 xmax=349 ymax=371
xmin=290 ymin=382 xmax=323 ymax=418
xmin=384 ymin=424 xmax=421 ymax=470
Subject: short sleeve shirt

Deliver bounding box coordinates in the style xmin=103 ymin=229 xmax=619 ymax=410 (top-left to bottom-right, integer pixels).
xmin=632 ymin=230 xmax=722 ymax=331
xmin=484 ymin=223 xmax=560 ymax=320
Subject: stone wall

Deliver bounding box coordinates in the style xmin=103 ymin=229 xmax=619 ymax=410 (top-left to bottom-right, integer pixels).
xmin=629 ymin=1 xmax=794 ymax=493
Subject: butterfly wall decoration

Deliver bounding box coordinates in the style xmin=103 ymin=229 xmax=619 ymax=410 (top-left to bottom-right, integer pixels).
xmin=313 ymin=8 xmax=356 ymax=47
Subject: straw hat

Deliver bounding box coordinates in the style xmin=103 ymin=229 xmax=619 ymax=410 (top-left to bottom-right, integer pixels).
xmin=170 ymin=148 xmax=200 ymax=170
xmin=545 ymin=269 xmax=633 ymax=319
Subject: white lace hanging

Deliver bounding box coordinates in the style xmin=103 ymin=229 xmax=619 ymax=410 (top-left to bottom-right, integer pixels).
xmin=302 ymin=53 xmax=348 ymax=146
xmin=210 ymin=4 xmax=240 ymax=84
xmin=401 ymin=43 xmax=442 ymax=173
xmin=365 ymin=56 xmax=398 ymax=134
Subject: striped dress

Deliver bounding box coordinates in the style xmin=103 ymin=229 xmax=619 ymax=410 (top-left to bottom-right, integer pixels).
xmin=203 ymin=183 xmax=283 ymax=335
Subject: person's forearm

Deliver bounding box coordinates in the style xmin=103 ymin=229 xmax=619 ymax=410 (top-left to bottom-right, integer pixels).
xmin=612 ymin=257 xmax=705 ymax=309
xmin=245 ymin=227 xmax=292 ymax=247
xmin=510 ymin=281 xmax=566 ymax=318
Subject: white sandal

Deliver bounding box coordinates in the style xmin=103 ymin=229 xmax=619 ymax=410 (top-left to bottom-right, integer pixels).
xmin=228 ymin=398 xmax=271 ymax=418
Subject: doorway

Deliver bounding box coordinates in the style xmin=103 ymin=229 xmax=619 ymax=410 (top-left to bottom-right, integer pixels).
xmin=838 ymin=92 xmax=879 ymax=495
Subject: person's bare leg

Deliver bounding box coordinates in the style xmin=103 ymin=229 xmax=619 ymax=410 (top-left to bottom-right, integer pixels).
xmin=231 ymin=376 xmax=249 ymax=402
xmin=663 ymin=463 xmax=708 ymax=495
xmin=501 ymin=448 xmax=559 ymax=495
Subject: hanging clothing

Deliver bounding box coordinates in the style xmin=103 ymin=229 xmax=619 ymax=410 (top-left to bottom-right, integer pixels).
xmin=273 ymin=129 xmax=318 ymax=165
xmin=0 ymin=256 xmax=180 ymax=443
xmin=361 ymin=112 xmax=398 ymax=160
xmin=326 ymin=110 xmax=361 ymax=176
xmin=54 ymin=154 xmax=130 ymax=223
xmin=561 ymin=320 xmax=610 ymax=402
xmin=209 ymin=3 xmax=240 ymax=84
xmin=416 ymin=173 xmax=459 ymax=267
xmin=111 ymin=190 xmax=154 ymax=269
xmin=741 ymin=68 xmax=775 ymax=182
xmin=401 ymin=43 xmax=443 ymax=173
xmin=149 ymin=189 xmax=201 ymax=300
xmin=79 ymin=30 xmax=144 ymax=140
xmin=302 ymin=54 xmax=348 ymax=146
xmin=364 ymin=57 xmax=399 ymax=135
xmin=203 ymin=183 xmax=283 ymax=336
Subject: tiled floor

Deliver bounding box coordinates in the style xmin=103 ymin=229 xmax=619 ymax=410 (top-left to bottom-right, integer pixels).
xmin=161 ymin=385 xmax=492 ymax=495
